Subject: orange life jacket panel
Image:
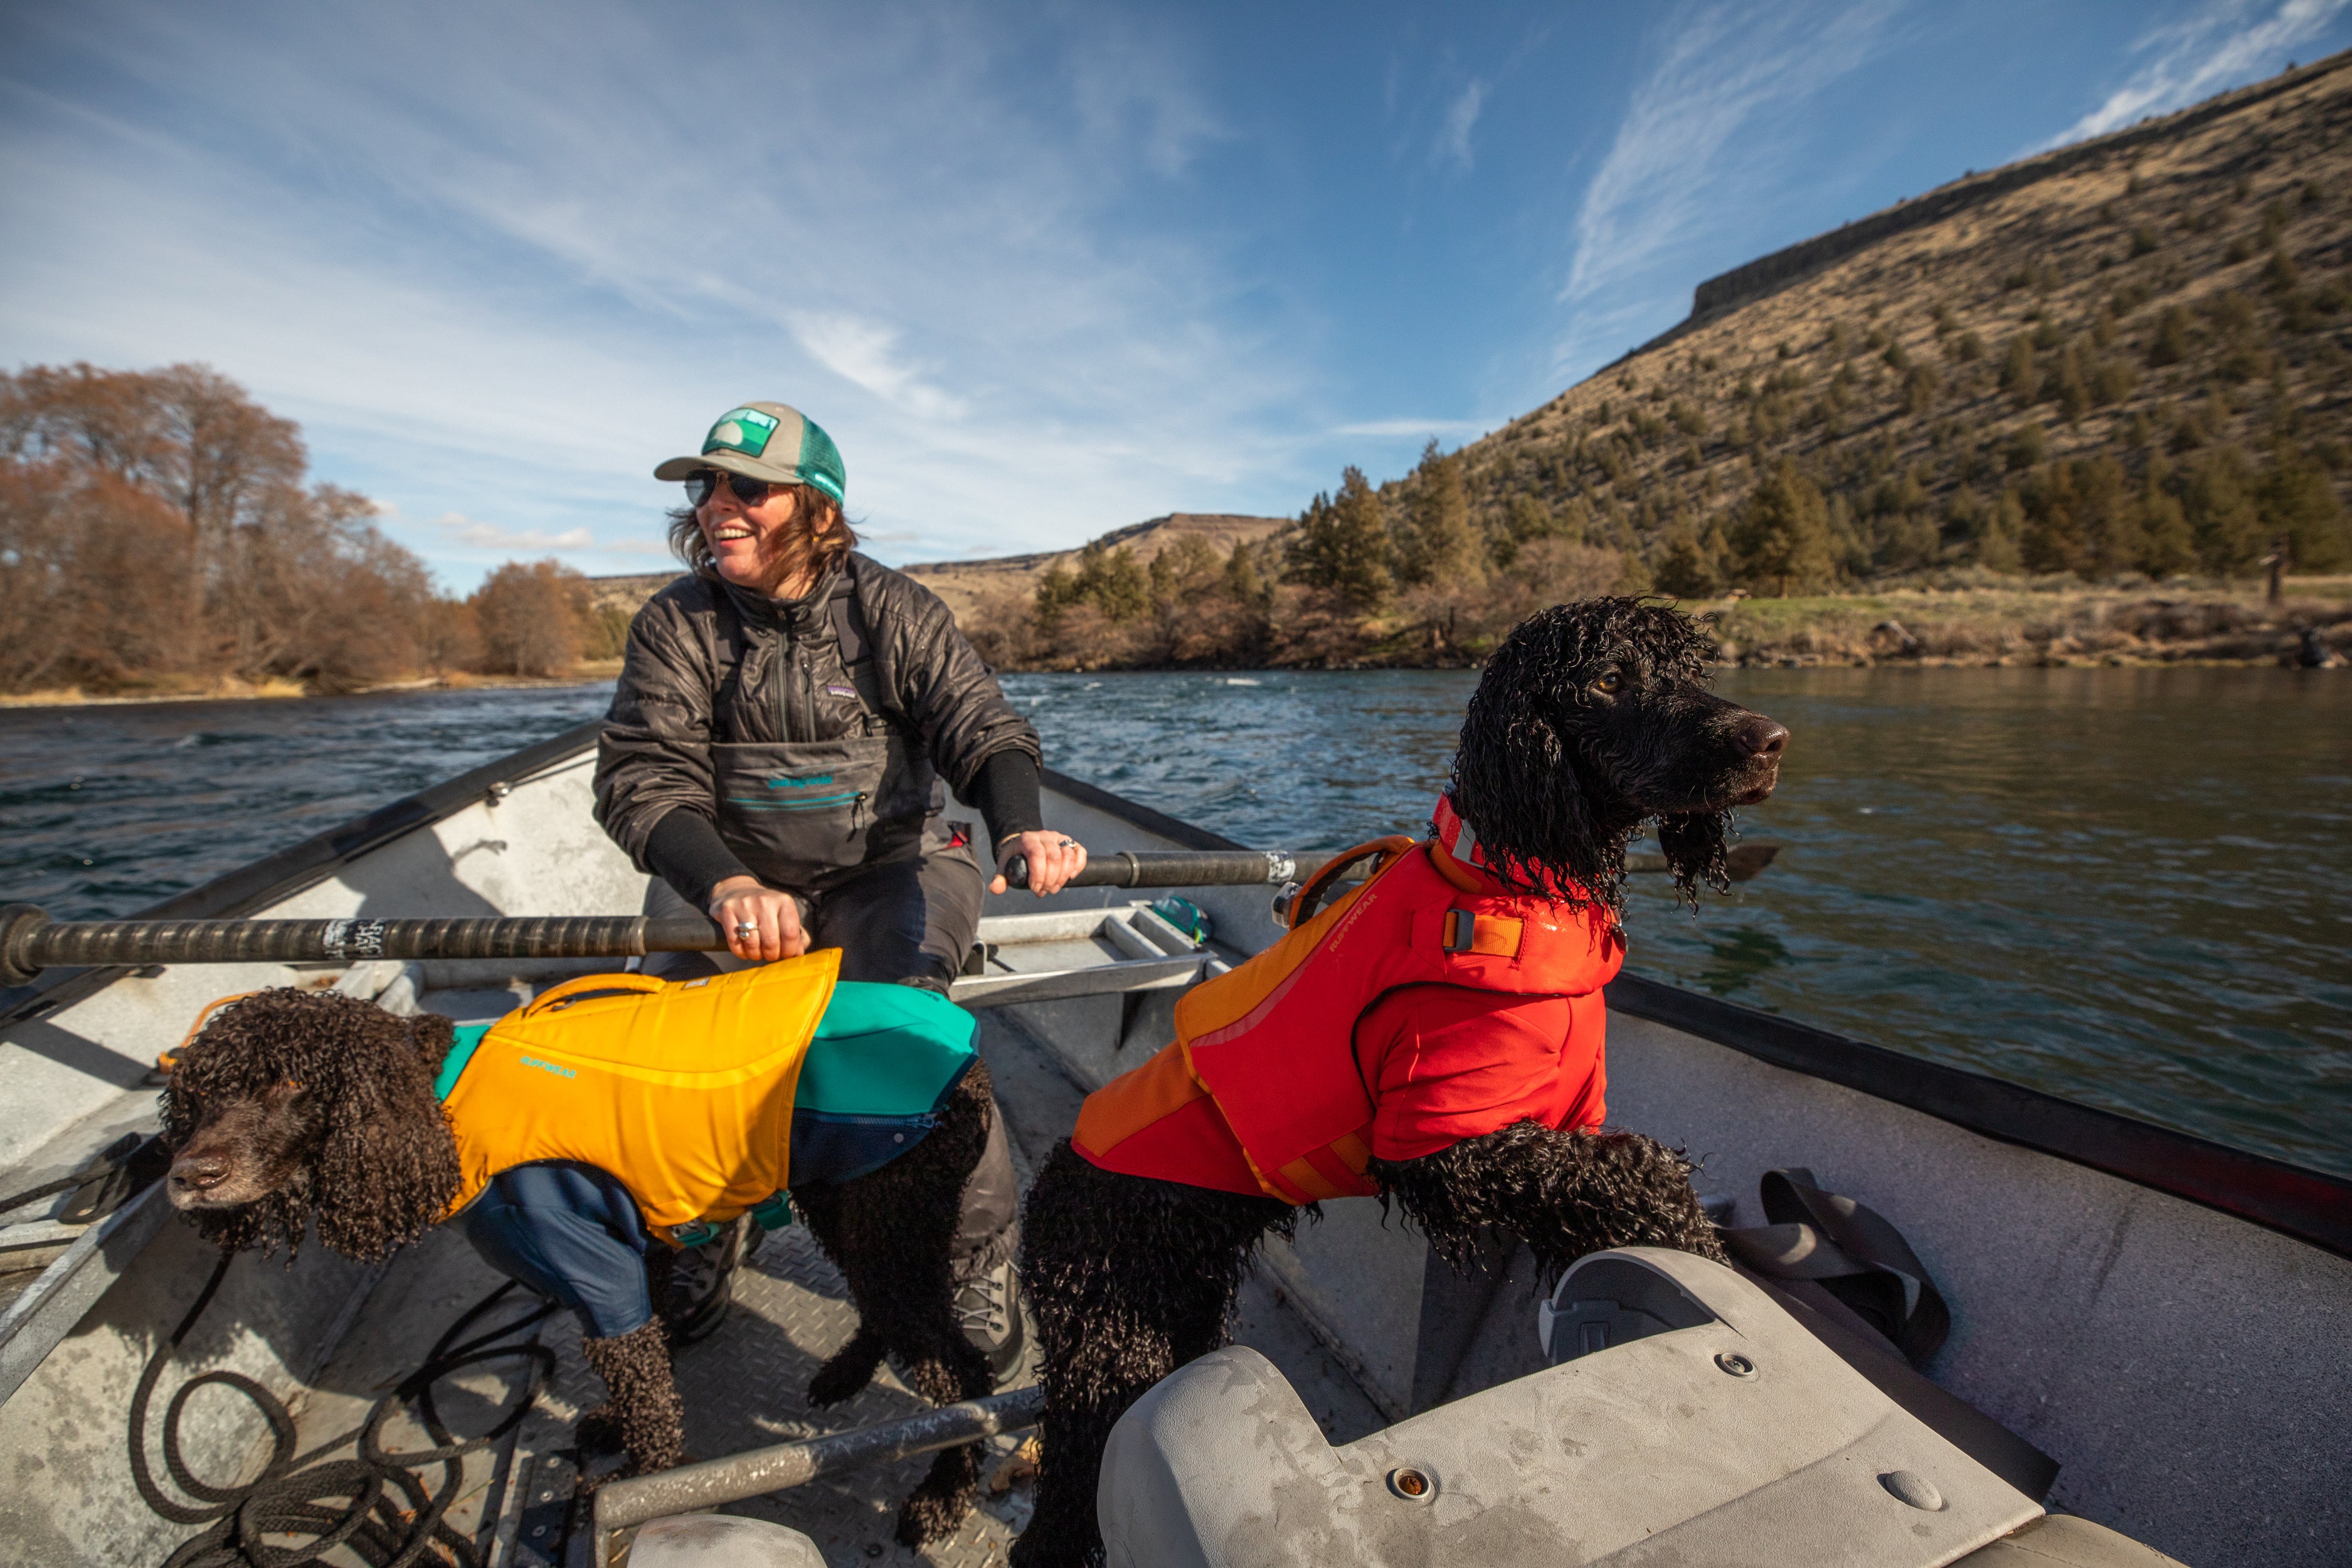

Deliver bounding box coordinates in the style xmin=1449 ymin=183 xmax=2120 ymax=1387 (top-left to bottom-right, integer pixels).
xmin=440 ymin=952 xmax=837 ymax=1236
xmin=1074 ymin=798 xmax=1625 ymax=1205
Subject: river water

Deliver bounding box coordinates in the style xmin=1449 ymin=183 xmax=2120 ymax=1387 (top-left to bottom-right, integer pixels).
xmin=3 ymin=667 xmax=2346 ymax=1177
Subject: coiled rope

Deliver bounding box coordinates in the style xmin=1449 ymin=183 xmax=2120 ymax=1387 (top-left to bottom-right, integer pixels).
xmin=130 ymin=1251 xmax=558 ymax=1567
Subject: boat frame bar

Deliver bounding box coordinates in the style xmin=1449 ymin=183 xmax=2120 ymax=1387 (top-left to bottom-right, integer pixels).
xmin=588 ymin=1385 xmax=1044 ymax=1568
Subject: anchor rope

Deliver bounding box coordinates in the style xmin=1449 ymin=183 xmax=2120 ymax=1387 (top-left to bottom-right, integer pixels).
xmin=130 ymin=1250 xmax=558 ymax=1568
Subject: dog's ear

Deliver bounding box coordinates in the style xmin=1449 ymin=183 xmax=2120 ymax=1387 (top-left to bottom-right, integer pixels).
xmin=1655 ymin=810 xmax=1732 ymax=906
xmin=1451 ymin=615 xmax=1623 ymax=908
xmin=405 ymin=1012 xmax=457 ymax=1072
xmin=310 ymin=1056 xmax=462 ymax=1261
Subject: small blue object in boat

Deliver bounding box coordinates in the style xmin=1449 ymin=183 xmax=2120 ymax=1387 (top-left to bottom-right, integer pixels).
xmin=1151 ymin=896 xmax=1210 ymax=944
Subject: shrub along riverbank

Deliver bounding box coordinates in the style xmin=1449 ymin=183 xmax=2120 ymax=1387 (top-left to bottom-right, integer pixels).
xmin=961 ymin=562 xmax=2351 ymax=672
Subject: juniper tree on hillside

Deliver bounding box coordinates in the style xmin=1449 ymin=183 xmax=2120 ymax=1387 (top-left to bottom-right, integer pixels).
xmin=1728 ymin=462 xmax=1836 ymax=596
xmin=1286 ymin=466 xmax=1392 ymax=611
xmin=1394 ymin=440 xmax=1483 ymax=588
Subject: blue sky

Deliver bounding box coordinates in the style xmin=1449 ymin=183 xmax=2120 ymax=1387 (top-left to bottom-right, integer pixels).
xmin=4 ymin=1 xmax=2348 ymax=590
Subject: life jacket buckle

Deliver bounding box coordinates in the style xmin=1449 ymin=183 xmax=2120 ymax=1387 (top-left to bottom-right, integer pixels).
xmin=670 ymin=1218 xmax=720 ymax=1247
xmin=1441 ymin=908 xmax=1477 ymax=954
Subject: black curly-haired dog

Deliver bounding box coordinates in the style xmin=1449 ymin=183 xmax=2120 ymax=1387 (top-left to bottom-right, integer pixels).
xmin=1012 ymin=596 xmax=1789 ymax=1567
xmin=162 ymin=990 xmax=1002 ymax=1539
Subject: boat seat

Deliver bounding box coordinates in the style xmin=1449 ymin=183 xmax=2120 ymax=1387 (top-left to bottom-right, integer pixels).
xmin=1101 ymin=1247 xmax=2051 ymax=1568
xmin=628 ymin=1513 xmax=825 ymax=1567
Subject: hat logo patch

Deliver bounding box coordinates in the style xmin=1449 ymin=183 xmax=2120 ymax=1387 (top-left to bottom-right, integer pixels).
xmin=704 ymin=406 xmax=779 ymax=458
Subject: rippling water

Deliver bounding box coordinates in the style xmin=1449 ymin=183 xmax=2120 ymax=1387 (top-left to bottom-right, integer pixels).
xmin=3 ymin=668 xmax=2347 ymax=1176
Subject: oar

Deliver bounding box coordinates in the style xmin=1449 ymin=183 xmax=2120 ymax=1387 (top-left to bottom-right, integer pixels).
xmin=1004 ymin=841 xmax=1780 ymax=890
xmin=0 ymin=845 xmax=1779 ymax=983
xmin=0 ymin=906 xmax=728 ymax=987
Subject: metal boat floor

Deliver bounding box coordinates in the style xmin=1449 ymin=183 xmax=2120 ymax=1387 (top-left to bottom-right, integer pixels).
xmin=275 ymin=1227 xmax=536 ymax=1563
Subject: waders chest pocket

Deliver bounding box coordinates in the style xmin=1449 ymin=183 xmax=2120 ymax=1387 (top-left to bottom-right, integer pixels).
xmin=714 ymin=737 xmax=910 ymax=876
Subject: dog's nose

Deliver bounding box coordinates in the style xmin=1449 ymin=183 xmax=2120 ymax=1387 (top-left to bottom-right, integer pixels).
xmin=1740 ymin=719 xmax=1789 ymax=761
xmin=171 ymin=1155 xmax=228 ymax=1192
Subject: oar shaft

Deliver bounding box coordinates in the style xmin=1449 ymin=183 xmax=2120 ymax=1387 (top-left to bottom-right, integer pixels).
xmin=1005 ymin=842 xmax=1779 ymax=891
xmin=0 ymin=905 xmax=724 ymax=985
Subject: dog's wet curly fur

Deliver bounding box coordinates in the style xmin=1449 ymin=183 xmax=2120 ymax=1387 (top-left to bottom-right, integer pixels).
xmin=1012 ymin=598 xmax=1782 ymax=1568
xmin=162 ymin=989 xmax=1001 ymax=1539
xmin=796 ymin=1059 xmax=1003 ymax=1543
xmin=578 ymin=1320 xmax=686 ymax=1475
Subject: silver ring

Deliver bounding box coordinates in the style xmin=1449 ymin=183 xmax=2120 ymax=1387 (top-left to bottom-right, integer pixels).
xmin=1057 ymin=838 xmax=1078 ymax=849
xmin=734 ymin=922 xmax=758 ymax=936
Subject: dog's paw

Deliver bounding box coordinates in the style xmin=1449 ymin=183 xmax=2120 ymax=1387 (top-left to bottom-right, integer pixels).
xmin=894 ymin=1483 xmax=975 ymax=1547
xmin=807 ymin=1350 xmax=877 ymax=1408
xmin=1006 ymin=1518 xmax=1101 ymax=1568
xmin=574 ymin=1405 xmax=625 ymax=1459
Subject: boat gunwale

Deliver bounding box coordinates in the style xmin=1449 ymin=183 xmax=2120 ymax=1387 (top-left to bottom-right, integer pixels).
xmin=3 ymin=728 xmax=2340 ymax=1262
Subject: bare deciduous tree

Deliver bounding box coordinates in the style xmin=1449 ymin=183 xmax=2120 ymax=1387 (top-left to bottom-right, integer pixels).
xmin=470 ymin=559 xmax=588 ymax=676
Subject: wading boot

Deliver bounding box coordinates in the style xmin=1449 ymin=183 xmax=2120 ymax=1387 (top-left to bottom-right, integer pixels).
xmin=660 ymin=1216 xmax=760 ymax=1347
xmin=953 ymin=1256 xmax=1029 ymax=1388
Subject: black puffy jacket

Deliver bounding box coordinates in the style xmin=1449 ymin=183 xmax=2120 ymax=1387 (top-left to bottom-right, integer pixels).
xmin=594 ymin=553 xmax=1040 ymax=888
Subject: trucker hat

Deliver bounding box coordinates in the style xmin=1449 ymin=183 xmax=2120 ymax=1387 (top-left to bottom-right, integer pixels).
xmin=654 ymin=401 xmax=846 ymax=502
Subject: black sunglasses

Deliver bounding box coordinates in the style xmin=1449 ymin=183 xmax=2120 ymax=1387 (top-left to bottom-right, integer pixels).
xmin=684 ymin=469 xmax=774 ymax=507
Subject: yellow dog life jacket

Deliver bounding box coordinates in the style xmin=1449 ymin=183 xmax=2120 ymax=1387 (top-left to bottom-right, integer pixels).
xmin=438 ymin=951 xmax=837 ymax=1237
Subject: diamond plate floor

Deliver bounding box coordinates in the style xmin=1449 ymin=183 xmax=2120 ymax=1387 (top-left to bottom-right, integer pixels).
xmin=665 ymin=1221 xmax=1036 ymax=1567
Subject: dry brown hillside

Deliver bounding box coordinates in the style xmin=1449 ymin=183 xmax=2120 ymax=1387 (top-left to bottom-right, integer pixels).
xmin=1429 ymin=51 xmax=2352 ymax=589
xmin=901 ymin=511 xmax=1287 ymax=623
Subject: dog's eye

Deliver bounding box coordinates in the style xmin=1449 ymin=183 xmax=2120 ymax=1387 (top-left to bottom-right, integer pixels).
xmin=1594 ymin=672 xmax=1624 ymax=694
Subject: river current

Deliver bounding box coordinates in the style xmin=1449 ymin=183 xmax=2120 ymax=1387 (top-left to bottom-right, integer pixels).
xmin=3 ymin=667 xmax=2346 ymax=1177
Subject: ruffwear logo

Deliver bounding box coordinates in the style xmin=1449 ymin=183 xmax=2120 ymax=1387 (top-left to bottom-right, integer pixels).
xmin=517 ymin=1056 xmax=576 ymax=1080
xmin=704 ymin=406 xmax=779 ymax=458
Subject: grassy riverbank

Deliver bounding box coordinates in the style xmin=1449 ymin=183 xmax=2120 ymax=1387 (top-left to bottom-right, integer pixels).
xmin=1698 ymin=576 xmax=2352 ymax=667
xmin=0 ymin=659 xmax=623 ymax=709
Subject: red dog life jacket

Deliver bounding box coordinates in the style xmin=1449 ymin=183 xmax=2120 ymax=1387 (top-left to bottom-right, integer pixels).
xmin=1073 ymin=795 xmax=1626 ymax=1204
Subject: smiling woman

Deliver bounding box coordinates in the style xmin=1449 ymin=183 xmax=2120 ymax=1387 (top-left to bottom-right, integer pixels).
xmin=590 ymin=396 xmax=1098 ymax=1388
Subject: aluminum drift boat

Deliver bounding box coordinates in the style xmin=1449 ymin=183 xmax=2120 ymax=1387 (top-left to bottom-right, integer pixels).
xmin=0 ymin=721 xmax=2344 ymax=1567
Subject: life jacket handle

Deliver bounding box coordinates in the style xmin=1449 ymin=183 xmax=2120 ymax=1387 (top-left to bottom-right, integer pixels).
xmin=522 ymin=970 xmax=669 ymax=1019
xmin=1291 ymin=836 xmax=1418 ymax=927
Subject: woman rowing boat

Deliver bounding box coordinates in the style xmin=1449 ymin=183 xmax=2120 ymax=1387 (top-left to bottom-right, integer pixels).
xmin=592 ymin=399 xmax=1088 ymax=1371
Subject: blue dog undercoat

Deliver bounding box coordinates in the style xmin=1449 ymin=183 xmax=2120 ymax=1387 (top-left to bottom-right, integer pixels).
xmin=448 ymin=975 xmax=977 ymax=1338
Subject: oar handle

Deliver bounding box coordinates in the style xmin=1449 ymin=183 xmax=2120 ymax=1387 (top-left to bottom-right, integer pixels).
xmin=999 ymin=849 xmax=1306 ymax=891
xmin=0 ymin=904 xmax=726 ymax=985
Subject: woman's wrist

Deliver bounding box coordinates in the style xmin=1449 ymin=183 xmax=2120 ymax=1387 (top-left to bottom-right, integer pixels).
xmin=707 ymin=874 xmax=767 ymax=909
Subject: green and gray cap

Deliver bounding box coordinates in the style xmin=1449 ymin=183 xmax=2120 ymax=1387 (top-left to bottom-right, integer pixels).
xmin=654 ymin=401 xmax=846 ymax=502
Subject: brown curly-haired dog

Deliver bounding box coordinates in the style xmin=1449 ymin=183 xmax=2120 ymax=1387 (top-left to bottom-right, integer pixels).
xmin=1013 ymin=598 xmax=1787 ymax=1567
xmin=163 ymin=989 xmax=1003 ymax=1537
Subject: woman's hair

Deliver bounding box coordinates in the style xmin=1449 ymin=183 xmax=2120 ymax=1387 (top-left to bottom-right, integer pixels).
xmin=666 ymin=480 xmax=859 ymax=590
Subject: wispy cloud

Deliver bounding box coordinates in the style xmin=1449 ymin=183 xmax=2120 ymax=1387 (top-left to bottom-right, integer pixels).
xmin=1436 ymin=80 xmax=1488 ymax=174
xmin=1333 ymin=418 xmax=1486 ymax=438
xmin=1554 ymin=1 xmax=1897 ymax=374
xmin=2043 ymin=0 xmax=2349 ymax=148
xmin=428 ymin=512 xmax=654 ymax=555
xmin=788 ymin=313 xmax=968 ymax=421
